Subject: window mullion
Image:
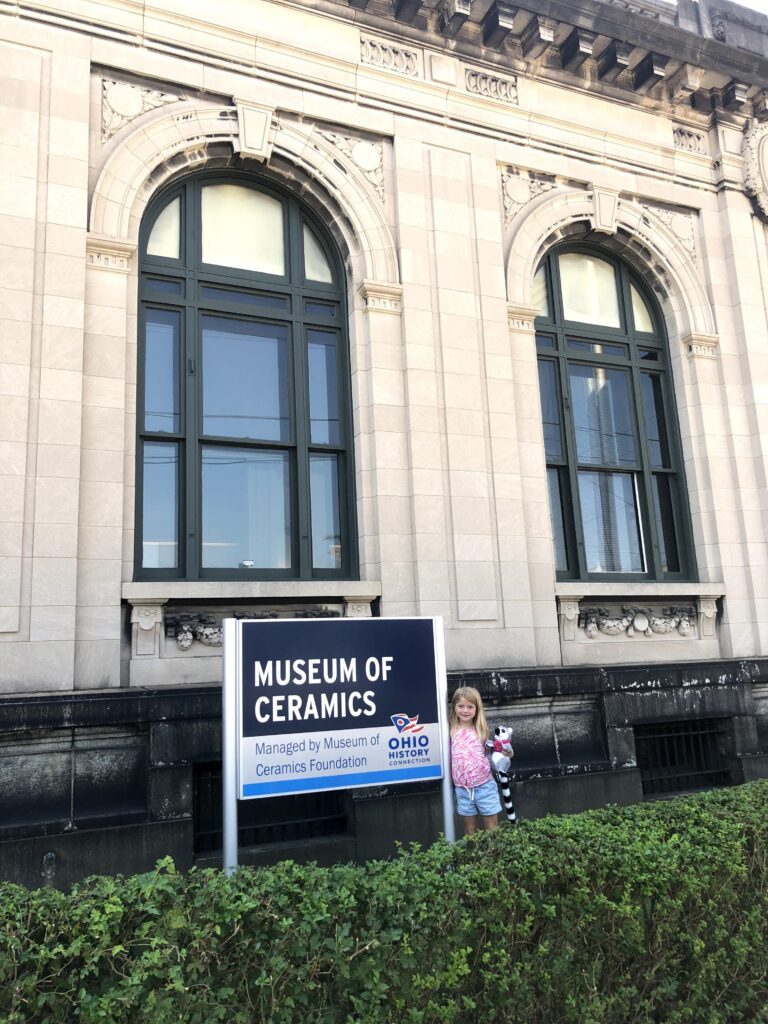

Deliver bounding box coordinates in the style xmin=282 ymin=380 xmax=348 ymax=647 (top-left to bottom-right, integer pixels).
xmin=630 ymin=354 xmax=659 ymax=578
xmin=557 ymin=337 xmax=587 ymax=579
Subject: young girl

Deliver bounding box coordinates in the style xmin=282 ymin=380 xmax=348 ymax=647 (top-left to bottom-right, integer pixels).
xmin=450 ymin=686 xmax=501 ymax=835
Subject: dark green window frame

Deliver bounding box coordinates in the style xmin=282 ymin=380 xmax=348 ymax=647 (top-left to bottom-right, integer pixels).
xmin=135 ymin=173 xmax=358 ymax=582
xmin=535 ymin=244 xmax=696 ymax=582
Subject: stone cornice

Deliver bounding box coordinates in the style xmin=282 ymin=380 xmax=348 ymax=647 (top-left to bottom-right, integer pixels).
xmin=682 ymin=331 xmax=720 ymax=358
xmin=86 ymin=234 xmax=137 ymax=273
xmin=358 ymin=280 xmax=403 ymax=314
xmin=507 ymin=303 xmax=541 ymax=331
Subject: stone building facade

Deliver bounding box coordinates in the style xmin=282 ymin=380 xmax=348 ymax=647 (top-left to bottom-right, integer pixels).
xmin=3 ymin=0 xmax=768 ymax=886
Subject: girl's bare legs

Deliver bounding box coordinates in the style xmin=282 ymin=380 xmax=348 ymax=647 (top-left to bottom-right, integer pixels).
xmin=463 ymin=814 xmax=498 ymax=835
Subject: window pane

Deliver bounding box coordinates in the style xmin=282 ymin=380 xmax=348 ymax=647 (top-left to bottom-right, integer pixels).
xmin=537 ymin=360 xmax=562 ymax=461
xmin=201 ymin=447 xmax=290 ymax=569
xmin=303 ymin=223 xmax=333 ymax=283
xmin=200 ymin=285 xmax=289 ymax=311
xmin=559 ymin=253 xmax=620 ymax=328
xmin=308 ymin=330 xmax=340 ymax=445
xmin=144 ymin=310 xmax=180 ymax=433
xmin=202 ymin=316 xmax=289 ymax=442
xmin=305 ymin=300 xmax=337 ymax=319
xmin=310 ymin=454 xmax=342 ymax=570
xmin=570 ymin=365 xmax=637 ymax=467
xmin=578 ymin=471 xmax=643 ymax=573
xmin=639 ymin=348 xmax=659 ymax=362
xmin=547 ymin=467 xmax=568 ymax=572
xmin=631 ymin=283 xmax=655 ymax=333
xmin=641 ymin=373 xmax=671 ymax=469
xmin=146 ymin=197 xmax=180 ymax=260
xmin=653 ymin=475 xmax=680 ymax=573
xmin=201 ymin=185 xmax=284 ymax=275
xmin=533 ymin=264 xmax=550 ymax=318
xmin=145 ymin=278 xmax=183 ymax=296
xmin=568 ymin=340 xmax=626 ymax=358
xmin=142 ymin=442 xmax=178 ymax=568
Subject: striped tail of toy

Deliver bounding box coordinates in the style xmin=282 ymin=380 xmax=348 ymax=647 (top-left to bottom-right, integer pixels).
xmin=496 ymin=771 xmax=517 ymax=824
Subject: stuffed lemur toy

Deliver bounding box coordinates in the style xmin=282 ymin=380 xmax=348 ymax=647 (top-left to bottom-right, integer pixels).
xmin=485 ymin=725 xmax=517 ymax=824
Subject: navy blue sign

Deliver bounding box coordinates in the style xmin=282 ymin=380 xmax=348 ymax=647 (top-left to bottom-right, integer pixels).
xmin=234 ymin=617 xmax=444 ymax=798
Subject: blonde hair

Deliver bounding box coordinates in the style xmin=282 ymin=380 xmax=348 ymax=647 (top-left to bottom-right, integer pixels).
xmin=449 ymin=686 xmax=489 ymax=741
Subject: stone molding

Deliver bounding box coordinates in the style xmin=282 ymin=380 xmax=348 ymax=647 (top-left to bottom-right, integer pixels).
xmin=682 ymin=331 xmax=719 ymax=358
xmin=358 ymin=280 xmax=403 ymax=314
xmin=743 ymin=119 xmax=768 ymax=222
xmin=505 ymin=187 xmax=717 ymax=342
xmin=233 ymin=100 xmax=275 ymax=162
xmin=86 ymin=235 xmax=137 ymax=273
xmin=507 ymin=303 xmax=540 ymax=331
xmin=592 ymin=186 xmax=620 ymax=234
xmin=89 ymin=100 xmax=400 ymax=286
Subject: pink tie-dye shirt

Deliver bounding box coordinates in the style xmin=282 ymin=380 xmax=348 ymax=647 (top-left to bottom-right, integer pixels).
xmin=451 ymin=728 xmax=492 ymax=789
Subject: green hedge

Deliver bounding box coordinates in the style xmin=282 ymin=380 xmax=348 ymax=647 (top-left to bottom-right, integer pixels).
xmin=2 ymin=781 xmax=768 ymax=1024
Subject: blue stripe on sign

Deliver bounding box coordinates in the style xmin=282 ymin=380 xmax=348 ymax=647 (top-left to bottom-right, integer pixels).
xmin=242 ymin=764 xmax=442 ymax=797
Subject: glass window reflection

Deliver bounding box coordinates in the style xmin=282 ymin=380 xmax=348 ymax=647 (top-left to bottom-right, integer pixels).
xmin=310 ymin=454 xmax=341 ymax=570
xmin=144 ymin=310 xmax=180 ymax=434
xmin=202 ymin=316 xmax=290 ymax=442
xmin=201 ymin=446 xmax=290 ymax=569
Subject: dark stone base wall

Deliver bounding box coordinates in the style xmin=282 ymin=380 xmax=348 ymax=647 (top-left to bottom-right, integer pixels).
xmin=1 ymin=657 xmax=768 ymax=889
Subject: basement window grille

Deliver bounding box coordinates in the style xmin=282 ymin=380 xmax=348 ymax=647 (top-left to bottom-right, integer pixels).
xmin=193 ymin=762 xmax=349 ymax=854
xmin=634 ymin=719 xmax=731 ymax=798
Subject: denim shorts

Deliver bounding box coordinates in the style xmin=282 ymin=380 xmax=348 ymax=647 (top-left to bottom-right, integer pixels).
xmin=455 ymin=777 xmax=502 ymax=817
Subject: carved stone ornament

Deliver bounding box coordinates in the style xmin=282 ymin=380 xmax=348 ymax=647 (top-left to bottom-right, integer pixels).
xmin=580 ymin=606 xmax=696 ymax=640
xmin=102 ymin=78 xmax=184 ymax=141
xmin=320 ymin=131 xmax=384 ymax=201
xmin=642 ymin=201 xmax=697 ymax=264
xmin=743 ymin=120 xmax=768 ymax=222
xmin=673 ymin=126 xmax=706 ymax=155
xmin=360 ymin=37 xmax=420 ymax=77
xmin=165 ymin=610 xmax=341 ymax=650
xmin=501 ymin=168 xmax=557 ymax=226
xmin=465 ymin=69 xmax=518 ymax=105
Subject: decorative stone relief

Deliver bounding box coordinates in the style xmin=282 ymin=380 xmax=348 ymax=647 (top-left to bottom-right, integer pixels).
xmin=743 ymin=120 xmax=768 ymax=222
xmin=360 ymin=37 xmax=420 ymax=77
xmin=604 ymin=0 xmax=675 ymax=22
xmin=130 ymin=602 xmax=166 ymax=657
xmin=465 ymin=69 xmax=518 ymax=105
xmin=165 ymin=609 xmax=342 ymax=650
xmin=102 ymin=78 xmax=184 ymax=141
xmin=320 ymin=131 xmax=384 ymax=201
xmin=641 ymin=201 xmax=697 ymax=264
xmin=673 ymin=126 xmax=707 ymax=154
xmin=86 ymin=235 xmax=136 ymax=273
xmin=580 ymin=606 xmax=696 ymax=640
xmin=710 ymin=12 xmax=727 ymax=41
xmin=501 ymin=168 xmax=557 ymax=226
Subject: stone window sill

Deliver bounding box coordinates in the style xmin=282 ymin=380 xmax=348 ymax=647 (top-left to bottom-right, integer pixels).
xmin=123 ymin=580 xmax=382 ymax=603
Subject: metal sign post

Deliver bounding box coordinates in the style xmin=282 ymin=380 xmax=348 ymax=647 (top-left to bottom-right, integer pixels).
xmin=222 ymin=616 xmax=453 ymax=873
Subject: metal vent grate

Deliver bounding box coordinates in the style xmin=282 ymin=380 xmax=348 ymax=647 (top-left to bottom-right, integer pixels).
xmin=634 ymin=719 xmax=732 ymax=798
xmin=193 ymin=762 xmax=349 ymax=854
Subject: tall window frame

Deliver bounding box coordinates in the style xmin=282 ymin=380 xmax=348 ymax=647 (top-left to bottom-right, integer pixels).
xmin=535 ymin=244 xmax=695 ymax=582
xmin=135 ymin=172 xmax=358 ymax=582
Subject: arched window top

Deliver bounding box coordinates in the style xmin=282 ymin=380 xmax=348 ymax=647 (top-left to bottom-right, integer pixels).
xmin=141 ymin=175 xmax=341 ymax=289
xmin=534 ymin=244 xmax=694 ymax=582
xmin=136 ymin=173 xmax=354 ymax=582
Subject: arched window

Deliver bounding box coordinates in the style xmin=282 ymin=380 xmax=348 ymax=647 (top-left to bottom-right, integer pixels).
xmin=136 ymin=175 xmax=356 ymax=580
xmin=534 ymin=246 xmax=694 ymax=581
